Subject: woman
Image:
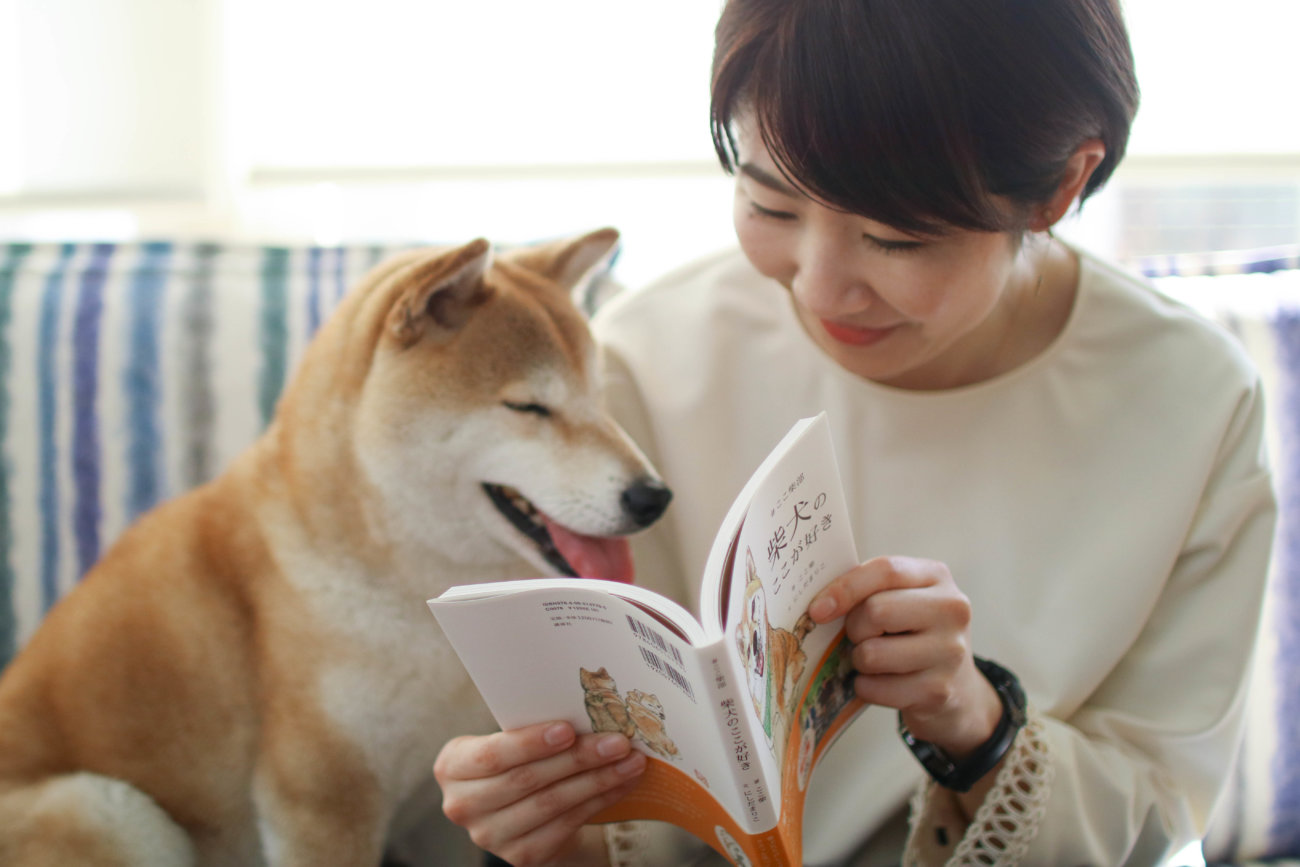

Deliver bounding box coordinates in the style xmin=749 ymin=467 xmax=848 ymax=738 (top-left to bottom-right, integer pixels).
xmin=434 ymin=1 xmax=1276 ymax=864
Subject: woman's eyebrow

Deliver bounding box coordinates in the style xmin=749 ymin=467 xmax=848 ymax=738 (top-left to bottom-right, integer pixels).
xmin=738 ymin=162 xmax=801 ymax=197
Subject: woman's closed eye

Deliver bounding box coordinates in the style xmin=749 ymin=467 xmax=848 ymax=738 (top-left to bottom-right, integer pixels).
xmin=749 ymin=201 xmax=798 ymax=222
xmin=864 ymin=233 xmax=925 ymax=254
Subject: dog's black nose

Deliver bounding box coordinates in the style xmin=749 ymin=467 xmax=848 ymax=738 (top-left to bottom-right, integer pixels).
xmin=621 ymin=477 xmax=673 ymax=528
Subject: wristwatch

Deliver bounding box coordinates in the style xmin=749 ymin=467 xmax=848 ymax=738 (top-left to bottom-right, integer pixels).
xmin=898 ymin=656 xmax=1027 ymax=793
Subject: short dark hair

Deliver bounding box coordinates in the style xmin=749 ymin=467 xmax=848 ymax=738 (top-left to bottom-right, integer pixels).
xmin=711 ymin=0 xmax=1139 ymax=235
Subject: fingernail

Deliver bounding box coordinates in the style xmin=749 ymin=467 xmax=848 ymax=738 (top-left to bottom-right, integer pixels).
xmin=809 ymin=596 xmax=837 ymax=621
xmin=543 ymin=723 xmax=571 ymax=747
xmin=615 ymin=753 xmax=646 ymax=776
xmin=596 ymin=734 xmax=629 ymax=759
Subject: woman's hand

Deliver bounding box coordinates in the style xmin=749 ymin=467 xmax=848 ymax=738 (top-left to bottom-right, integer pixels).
xmin=807 ymin=556 xmax=1002 ymax=760
xmin=434 ymin=721 xmax=647 ymax=866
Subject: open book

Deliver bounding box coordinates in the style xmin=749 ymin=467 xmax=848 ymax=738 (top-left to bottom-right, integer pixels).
xmin=428 ymin=413 xmax=865 ymax=867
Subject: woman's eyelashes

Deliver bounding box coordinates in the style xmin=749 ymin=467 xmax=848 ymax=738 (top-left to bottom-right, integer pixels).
xmin=864 ymin=234 xmax=924 ymax=254
xmin=746 ymin=190 xmax=926 ymax=253
xmin=749 ymin=201 xmax=798 ymax=221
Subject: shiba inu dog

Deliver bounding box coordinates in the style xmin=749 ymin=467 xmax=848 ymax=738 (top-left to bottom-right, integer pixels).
xmin=0 ymin=229 xmax=671 ymax=866
xmin=736 ymin=548 xmax=815 ymax=744
xmin=580 ymin=666 xmax=635 ymax=739
xmin=624 ymin=689 xmax=677 ymax=759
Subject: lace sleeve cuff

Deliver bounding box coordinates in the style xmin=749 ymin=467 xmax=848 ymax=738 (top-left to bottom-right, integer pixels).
xmin=903 ymin=708 xmax=1054 ymax=866
xmin=602 ymin=821 xmax=714 ymax=867
xmin=604 ymin=822 xmax=650 ymax=867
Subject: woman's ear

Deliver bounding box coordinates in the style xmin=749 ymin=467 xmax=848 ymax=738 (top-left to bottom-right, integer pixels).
xmin=1029 ymin=139 xmax=1106 ymax=232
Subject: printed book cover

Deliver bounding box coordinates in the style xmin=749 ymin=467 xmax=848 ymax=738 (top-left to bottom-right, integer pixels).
xmin=429 ymin=413 xmax=867 ymax=866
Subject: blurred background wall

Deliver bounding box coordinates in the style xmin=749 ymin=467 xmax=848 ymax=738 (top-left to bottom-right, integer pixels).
xmin=0 ymin=0 xmax=1295 ymax=287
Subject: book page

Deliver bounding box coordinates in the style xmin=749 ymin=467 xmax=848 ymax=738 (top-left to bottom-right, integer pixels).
xmin=429 ymin=582 xmax=755 ymax=829
xmin=705 ymin=413 xmax=866 ymax=827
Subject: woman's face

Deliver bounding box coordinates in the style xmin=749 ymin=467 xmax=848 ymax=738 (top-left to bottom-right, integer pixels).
xmin=732 ymin=128 xmax=1039 ymax=391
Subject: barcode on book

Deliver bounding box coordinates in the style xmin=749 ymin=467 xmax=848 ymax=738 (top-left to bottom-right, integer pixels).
xmin=638 ymin=646 xmax=695 ymax=702
xmin=625 ymin=615 xmax=685 ymax=668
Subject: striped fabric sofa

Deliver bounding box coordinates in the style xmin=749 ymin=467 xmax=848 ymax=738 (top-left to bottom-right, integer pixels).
xmin=0 ymin=240 xmax=1297 ymax=864
xmin=0 ymin=241 xmax=409 ymax=652
xmin=1139 ymin=249 xmax=1300 ymax=867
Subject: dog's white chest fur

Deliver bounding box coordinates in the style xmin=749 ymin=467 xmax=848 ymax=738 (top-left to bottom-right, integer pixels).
xmin=289 ymin=552 xmax=499 ymax=794
xmin=259 ymin=545 xmax=501 ymax=863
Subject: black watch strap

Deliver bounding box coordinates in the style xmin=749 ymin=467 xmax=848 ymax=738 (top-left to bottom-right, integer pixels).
xmin=898 ymin=656 xmax=1028 ymax=793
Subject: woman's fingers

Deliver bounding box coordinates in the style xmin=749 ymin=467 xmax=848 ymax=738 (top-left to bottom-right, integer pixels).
xmin=852 ymin=666 xmax=963 ymax=713
xmin=808 ymin=556 xmax=949 ymax=623
xmin=804 ymin=555 xmax=993 ymax=747
xmin=438 ymin=726 xmax=641 ymax=815
xmin=841 ymin=584 xmax=972 ymax=643
xmin=435 ymin=721 xmax=576 ymax=792
xmin=470 ymin=739 xmax=647 ymax=857
xmin=848 ymin=629 xmax=967 ymax=678
xmin=490 ymin=784 xmax=642 ymax=866
xmin=434 ymin=723 xmax=648 ymax=866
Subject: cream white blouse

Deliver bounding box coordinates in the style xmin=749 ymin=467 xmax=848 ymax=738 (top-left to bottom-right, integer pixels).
xmin=592 ymin=246 xmax=1276 ymax=866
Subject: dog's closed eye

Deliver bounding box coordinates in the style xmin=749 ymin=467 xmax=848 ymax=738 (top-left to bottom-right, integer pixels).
xmin=502 ymin=401 xmax=552 ymax=418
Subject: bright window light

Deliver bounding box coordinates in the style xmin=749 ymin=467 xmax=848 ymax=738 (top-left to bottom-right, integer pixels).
xmin=230 ymin=0 xmax=723 ymax=172
xmin=1 ymin=0 xmax=1296 ymax=267
xmin=228 ymin=0 xmax=1299 ymax=172
xmin=0 ymin=0 xmax=22 ymax=195
xmin=1124 ymin=0 xmax=1300 ymax=155
xmin=1166 ymin=839 xmax=1207 ymax=867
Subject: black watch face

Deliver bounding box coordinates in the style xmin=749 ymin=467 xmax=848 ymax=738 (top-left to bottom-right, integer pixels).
xmin=976 ymin=657 xmax=1027 ymax=713
xmin=1007 ymin=696 xmax=1028 ymax=727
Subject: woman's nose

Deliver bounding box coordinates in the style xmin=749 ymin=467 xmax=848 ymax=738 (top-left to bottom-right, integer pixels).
xmin=791 ymin=235 xmax=874 ymax=317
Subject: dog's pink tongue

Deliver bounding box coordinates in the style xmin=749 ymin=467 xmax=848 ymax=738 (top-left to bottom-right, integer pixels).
xmin=544 ymin=517 xmax=635 ymax=584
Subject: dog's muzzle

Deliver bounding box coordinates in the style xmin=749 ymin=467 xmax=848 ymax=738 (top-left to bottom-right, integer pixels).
xmin=621 ymin=476 xmax=673 ymax=528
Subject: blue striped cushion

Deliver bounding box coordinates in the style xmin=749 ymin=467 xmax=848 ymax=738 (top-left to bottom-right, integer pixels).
xmin=1150 ymin=262 xmax=1300 ymax=861
xmin=1136 ymin=245 xmax=1300 ymax=280
xmin=0 ymin=240 xmax=415 ymax=664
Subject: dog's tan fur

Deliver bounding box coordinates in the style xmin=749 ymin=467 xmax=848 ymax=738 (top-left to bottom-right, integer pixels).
xmin=579 ymin=667 xmax=635 ymax=740
xmin=0 ymin=229 xmax=668 ymax=866
xmin=736 ymin=549 xmax=816 ymax=742
xmin=624 ymin=690 xmax=677 ymax=759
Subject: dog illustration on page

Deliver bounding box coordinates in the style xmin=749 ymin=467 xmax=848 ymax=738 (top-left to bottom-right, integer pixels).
xmin=579 ymin=667 xmax=679 ymax=759
xmin=580 ymin=666 xmax=636 ymax=738
xmin=734 ymin=548 xmax=816 ymax=744
xmin=625 ymin=689 xmax=679 ymax=758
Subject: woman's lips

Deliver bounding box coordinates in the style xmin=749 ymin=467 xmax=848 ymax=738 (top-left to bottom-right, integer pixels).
xmin=819 ymin=319 xmax=901 ymax=347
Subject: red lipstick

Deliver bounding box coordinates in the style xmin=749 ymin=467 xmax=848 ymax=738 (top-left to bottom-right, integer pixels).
xmin=819 ymin=320 xmax=899 ymax=347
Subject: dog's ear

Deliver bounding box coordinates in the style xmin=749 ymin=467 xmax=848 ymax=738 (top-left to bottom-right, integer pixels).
xmin=387 ymin=239 xmax=494 ymax=345
xmin=506 ymin=228 xmax=620 ymax=310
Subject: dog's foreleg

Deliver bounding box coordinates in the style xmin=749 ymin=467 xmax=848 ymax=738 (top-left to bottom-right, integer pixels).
xmin=253 ymin=785 xmax=388 ymax=867
xmin=252 ymin=749 xmax=389 ymax=867
xmin=0 ymin=774 xmax=195 ymax=867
